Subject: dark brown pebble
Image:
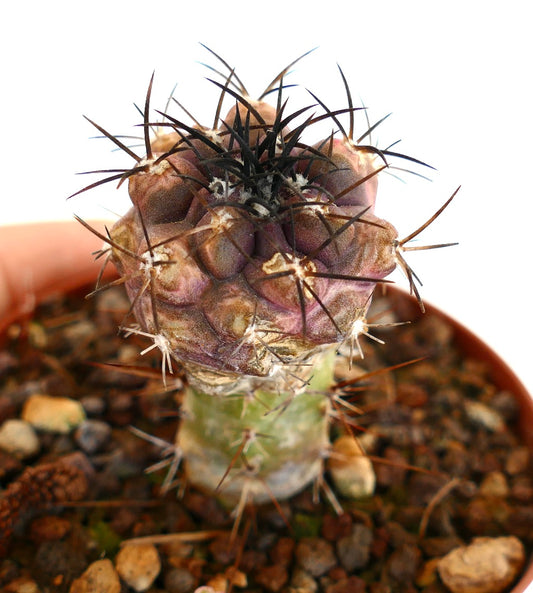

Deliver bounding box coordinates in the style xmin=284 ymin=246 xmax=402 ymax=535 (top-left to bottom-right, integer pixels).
xmin=396 ymin=383 xmax=428 ymax=408
xmin=505 ymin=446 xmax=531 ymax=475
xmin=30 ymin=515 xmax=71 ymax=543
xmin=426 ymin=506 xmax=457 ymax=537
xmin=504 ymin=505 xmax=533 ymax=540
xmin=208 ymin=533 xmax=242 ymax=565
xmin=254 ymin=563 xmax=288 ymax=592
xmin=374 ymin=447 xmax=408 ymax=487
xmin=328 ymin=565 xmax=348 ymax=580
xmin=321 ymin=513 xmax=353 ymax=541
xmin=490 ymin=390 xmax=519 ymax=420
xmin=0 ymin=352 xmax=17 ymax=377
xmin=183 ymin=491 xmax=229 ymax=527
xmin=88 ymin=367 xmax=146 ymax=389
xmin=263 ymin=501 xmax=292 ymax=529
xmin=336 ymin=523 xmax=373 ymax=572
xmin=407 ymin=473 xmax=449 ymax=506
xmin=164 ymin=566 xmax=197 ymax=593
xmin=489 ymin=429 xmax=517 ymax=449
xmin=386 ymin=542 xmax=422 ymax=582
xmin=458 ymin=359 xmax=489 ymax=388
xmin=440 ymin=416 xmax=472 ymax=444
xmin=433 ymin=388 xmax=462 ymax=410
xmin=257 ymin=531 xmax=277 ymax=552
xmin=49 ymin=434 xmax=75 ymax=456
xmin=376 ymin=403 xmax=412 ymax=426
xmin=0 ymin=559 xmax=19 ymax=587
xmin=131 ymin=514 xmax=158 ymax=538
xmin=412 ymin=444 xmax=440 ymax=472
xmin=80 ymin=395 xmax=106 ymax=416
xmin=121 ymin=475 xmax=153 ymax=500
xmin=182 ymin=557 xmax=207 ymax=580
xmin=270 ymin=536 xmax=295 ymax=566
xmin=369 ymin=526 xmax=390 ymax=559
xmin=385 ymin=522 xmax=418 ymax=548
xmin=41 ymin=373 xmax=74 ymax=397
xmin=420 ymin=315 xmax=453 ymax=349
xmin=0 ymin=395 xmax=16 ymax=424
xmin=325 ymin=575 xmax=367 ymax=593
xmin=420 ymin=583 xmax=448 ymax=593
xmin=33 ymin=540 xmax=87 ymax=587
xmin=511 ymin=475 xmax=533 ymax=501
xmin=368 ymin=584 xmax=391 ymax=593
xmin=110 ymin=507 xmax=137 ymax=536
xmin=295 ymin=537 xmax=337 ymax=577
xmin=393 ymin=505 xmax=424 ymax=532
xmin=164 ymin=503 xmax=197 ymax=534
xmin=240 ymin=549 xmax=267 ymax=573
xmin=91 ymin=466 xmax=122 ymax=497
xmin=292 ymin=488 xmax=320 ymax=513
xmin=462 ymin=498 xmax=499 ymax=535
xmin=0 ymin=451 xmax=21 ymax=479
xmin=106 ymin=393 xmax=135 ymax=425
xmin=420 ymin=536 xmax=465 ymax=557
xmin=441 ymin=441 xmax=470 ymax=475
xmin=469 ymin=450 xmax=502 ymax=474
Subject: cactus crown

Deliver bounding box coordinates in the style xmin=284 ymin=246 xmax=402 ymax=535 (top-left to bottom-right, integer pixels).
xmin=72 ymin=47 xmax=456 ymax=395
xmin=71 ymin=46 xmax=458 ymax=506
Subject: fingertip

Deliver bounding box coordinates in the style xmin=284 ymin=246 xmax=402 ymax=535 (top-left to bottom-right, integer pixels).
xmin=0 ymin=220 xmax=117 ymax=332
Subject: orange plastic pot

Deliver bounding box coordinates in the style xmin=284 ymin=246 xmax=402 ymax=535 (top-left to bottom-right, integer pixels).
xmin=1 ymin=220 xmax=532 ymax=592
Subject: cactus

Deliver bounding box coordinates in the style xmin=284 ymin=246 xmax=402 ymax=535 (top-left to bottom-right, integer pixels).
xmin=73 ymin=47 xmax=456 ymax=508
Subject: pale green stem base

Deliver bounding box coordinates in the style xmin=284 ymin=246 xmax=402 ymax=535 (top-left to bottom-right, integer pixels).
xmin=177 ymin=349 xmax=336 ymax=505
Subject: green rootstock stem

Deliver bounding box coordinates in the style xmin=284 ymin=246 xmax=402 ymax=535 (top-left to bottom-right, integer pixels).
xmin=177 ymin=349 xmax=337 ymax=506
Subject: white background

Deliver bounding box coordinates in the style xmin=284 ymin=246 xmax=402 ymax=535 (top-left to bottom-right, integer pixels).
xmin=2 ymin=1 xmax=533 ymax=398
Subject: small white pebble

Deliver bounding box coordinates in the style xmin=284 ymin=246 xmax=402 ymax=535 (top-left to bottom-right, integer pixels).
xmin=0 ymin=419 xmax=40 ymax=458
xmin=69 ymin=558 xmax=121 ymax=593
xmin=464 ymin=401 xmax=505 ymax=432
xmin=437 ymin=536 xmax=525 ymax=593
xmin=327 ymin=435 xmax=376 ymax=499
xmin=115 ymin=543 xmax=161 ymax=592
xmin=22 ymin=394 xmax=86 ymax=434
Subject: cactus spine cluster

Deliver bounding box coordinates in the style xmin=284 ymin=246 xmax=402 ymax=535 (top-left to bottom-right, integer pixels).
xmin=75 ymin=48 xmax=456 ymax=506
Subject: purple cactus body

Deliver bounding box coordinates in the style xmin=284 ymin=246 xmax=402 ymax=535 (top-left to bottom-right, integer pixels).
xmin=109 ymin=112 xmax=398 ymax=382
xmin=77 ymin=51 xmax=454 ymax=504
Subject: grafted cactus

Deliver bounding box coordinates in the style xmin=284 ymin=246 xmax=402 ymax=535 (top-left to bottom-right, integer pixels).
xmin=74 ymin=48 xmax=456 ymax=506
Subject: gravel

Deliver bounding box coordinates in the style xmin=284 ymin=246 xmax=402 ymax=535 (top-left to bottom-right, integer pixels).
xmin=0 ymin=286 xmax=531 ymax=593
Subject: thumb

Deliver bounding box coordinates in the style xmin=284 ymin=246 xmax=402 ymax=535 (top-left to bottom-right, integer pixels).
xmin=0 ymin=220 xmax=116 ymax=332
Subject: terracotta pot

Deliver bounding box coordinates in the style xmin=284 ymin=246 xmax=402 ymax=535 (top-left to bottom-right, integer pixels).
xmin=1 ymin=220 xmax=532 ymax=592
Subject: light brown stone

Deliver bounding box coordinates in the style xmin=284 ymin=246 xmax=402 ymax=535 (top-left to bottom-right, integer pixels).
xmin=115 ymin=543 xmax=161 ymax=592
xmin=437 ymin=536 xmax=525 ymax=593
xmin=22 ymin=394 xmax=85 ymax=433
xmin=69 ymin=559 xmax=120 ymax=593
